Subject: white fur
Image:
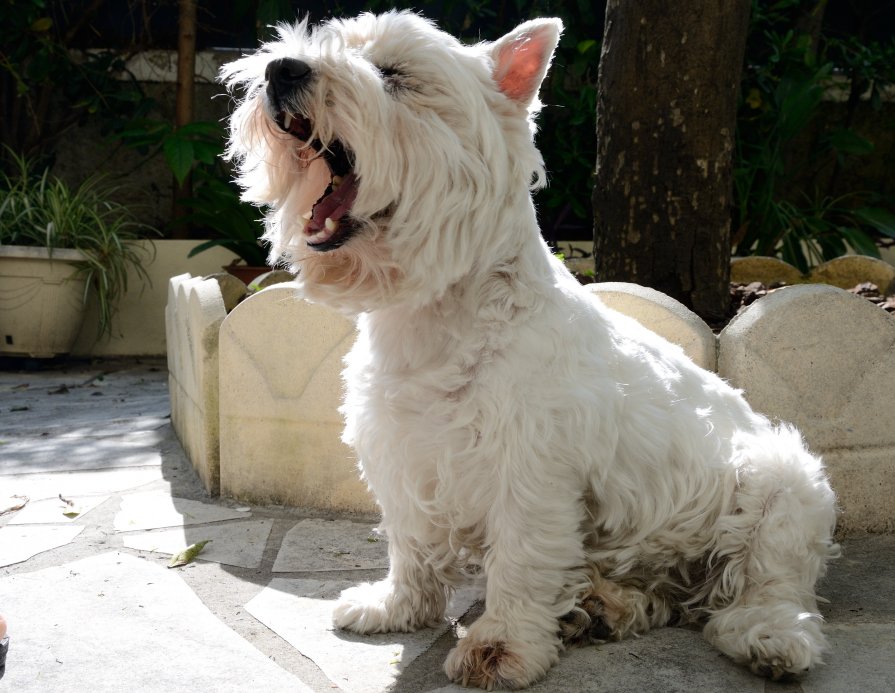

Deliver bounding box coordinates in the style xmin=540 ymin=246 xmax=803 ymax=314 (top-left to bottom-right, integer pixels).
xmin=224 ymin=12 xmax=839 ymax=689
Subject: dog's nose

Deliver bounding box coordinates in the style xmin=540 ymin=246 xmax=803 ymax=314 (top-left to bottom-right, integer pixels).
xmin=266 ymin=58 xmax=312 ymax=92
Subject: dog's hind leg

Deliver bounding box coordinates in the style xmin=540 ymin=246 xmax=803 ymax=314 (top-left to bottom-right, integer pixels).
xmin=560 ymin=567 xmax=675 ymax=646
xmin=702 ymin=429 xmax=838 ymax=681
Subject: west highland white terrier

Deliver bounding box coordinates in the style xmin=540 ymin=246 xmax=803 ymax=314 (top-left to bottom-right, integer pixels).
xmin=223 ymin=12 xmax=838 ymax=689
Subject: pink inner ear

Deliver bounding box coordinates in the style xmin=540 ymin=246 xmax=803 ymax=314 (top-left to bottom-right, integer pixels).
xmin=494 ymin=34 xmax=549 ymax=104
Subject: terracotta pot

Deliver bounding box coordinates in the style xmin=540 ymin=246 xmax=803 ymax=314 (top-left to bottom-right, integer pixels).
xmin=223 ymin=260 xmax=272 ymax=285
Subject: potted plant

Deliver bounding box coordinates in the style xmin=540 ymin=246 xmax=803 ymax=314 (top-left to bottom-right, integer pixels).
xmin=118 ymin=118 xmax=273 ymax=284
xmin=0 ymin=152 xmax=157 ymax=357
xmin=180 ymin=170 xmax=273 ymax=283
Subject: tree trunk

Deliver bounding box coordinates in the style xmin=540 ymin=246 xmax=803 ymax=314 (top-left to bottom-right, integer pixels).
xmin=171 ymin=0 xmax=197 ymax=239
xmin=592 ymin=0 xmax=751 ymax=321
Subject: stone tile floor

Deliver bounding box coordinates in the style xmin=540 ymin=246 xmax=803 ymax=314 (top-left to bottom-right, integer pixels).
xmin=0 ymin=358 xmax=893 ymax=692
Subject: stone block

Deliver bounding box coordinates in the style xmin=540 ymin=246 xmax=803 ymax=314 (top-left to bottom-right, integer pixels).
xmin=218 ymin=283 xmax=375 ymax=513
xmin=820 ymin=448 xmax=895 ymax=535
xmin=811 ymin=255 xmax=895 ymax=294
xmin=587 ymin=282 xmax=717 ymax=370
xmin=719 ymin=284 xmax=895 ymax=533
xmin=731 ymin=254 xmax=895 ymax=294
xmin=730 ymin=256 xmax=804 ymax=286
xmin=165 ymin=273 xmax=228 ymax=494
xmin=203 ymin=272 xmax=247 ymax=313
xmin=250 ymin=269 xmax=295 ymax=291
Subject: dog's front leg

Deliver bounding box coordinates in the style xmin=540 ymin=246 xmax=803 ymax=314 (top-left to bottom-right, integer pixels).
xmin=444 ymin=492 xmax=583 ymax=690
xmin=333 ymin=531 xmax=449 ymax=634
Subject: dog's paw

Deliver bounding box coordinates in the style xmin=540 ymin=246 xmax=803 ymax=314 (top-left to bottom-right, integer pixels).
xmin=746 ymin=624 xmax=825 ymax=681
xmin=444 ymin=630 xmax=559 ymax=690
xmin=333 ymin=580 xmax=441 ymax=634
xmin=706 ymin=603 xmax=827 ymax=681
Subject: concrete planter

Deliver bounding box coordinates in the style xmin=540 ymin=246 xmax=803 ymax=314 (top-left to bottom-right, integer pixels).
xmin=0 ymin=245 xmax=89 ymax=358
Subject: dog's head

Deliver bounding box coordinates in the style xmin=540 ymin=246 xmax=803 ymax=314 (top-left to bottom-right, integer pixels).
xmin=222 ymin=12 xmax=561 ymax=312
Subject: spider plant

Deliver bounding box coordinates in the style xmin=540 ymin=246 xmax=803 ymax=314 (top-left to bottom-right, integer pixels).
xmin=0 ymin=151 xmax=158 ymax=337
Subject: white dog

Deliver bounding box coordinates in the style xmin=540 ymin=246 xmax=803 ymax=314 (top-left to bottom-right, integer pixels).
xmin=222 ymin=12 xmax=838 ymax=690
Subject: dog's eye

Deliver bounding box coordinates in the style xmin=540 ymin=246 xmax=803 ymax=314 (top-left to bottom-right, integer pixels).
xmin=378 ymin=65 xmax=408 ymax=93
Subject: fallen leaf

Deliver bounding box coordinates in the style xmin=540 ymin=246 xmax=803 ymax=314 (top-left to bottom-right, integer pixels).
xmin=1 ymin=495 xmax=29 ymax=516
xmin=168 ymin=540 xmax=212 ymax=568
xmin=55 ymin=494 xmax=82 ymax=517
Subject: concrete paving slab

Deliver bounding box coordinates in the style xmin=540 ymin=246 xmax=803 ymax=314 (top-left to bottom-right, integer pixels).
xmin=0 ymin=466 xmax=163 ymax=501
xmin=113 ymin=490 xmax=251 ymax=532
xmin=521 ymin=627 xmax=763 ymax=693
xmin=7 ymin=494 xmax=109 ymax=524
xmin=245 ymin=577 xmax=480 ymax=693
xmin=818 ymin=534 xmax=895 ymax=623
xmin=273 ymin=518 xmax=388 ymax=572
xmin=1 ymin=427 xmax=169 ymax=474
xmin=0 ymin=551 xmax=310 ymax=692
xmin=802 ymin=623 xmax=895 ymax=693
xmin=0 ymin=364 xmax=170 ymax=436
xmin=0 ymin=524 xmax=84 ymax=567
xmin=122 ymin=519 xmax=273 ymax=569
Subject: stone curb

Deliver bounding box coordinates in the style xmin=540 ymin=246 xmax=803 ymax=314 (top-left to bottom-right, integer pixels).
xmin=166 ymin=273 xmax=227 ymax=494
xmin=166 ymin=274 xmax=895 ymax=532
xmin=587 ymin=282 xmax=717 ymax=370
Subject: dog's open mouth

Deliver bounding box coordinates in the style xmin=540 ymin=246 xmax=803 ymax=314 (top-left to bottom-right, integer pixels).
xmin=275 ymin=111 xmax=359 ymax=251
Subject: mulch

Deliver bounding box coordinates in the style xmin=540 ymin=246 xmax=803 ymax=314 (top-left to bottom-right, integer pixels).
xmin=568 ymin=264 xmax=894 ymax=330
xmin=730 ymin=280 xmax=895 ymax=318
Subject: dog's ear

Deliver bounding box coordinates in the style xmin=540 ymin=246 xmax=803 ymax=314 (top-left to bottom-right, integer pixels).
xmin=490 ymin=18 xmax=563 ymax=108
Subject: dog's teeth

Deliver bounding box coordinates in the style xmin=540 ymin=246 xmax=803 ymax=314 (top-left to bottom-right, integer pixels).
xmin=301 ymin=211 xmax=312 ymax=221
xmin=332 ymin=175 xmax=343 ymax=188
xmin=325 ymin=217 xmax=338 ymax=232
xmin=283 ymin=113 xmax=293 ymax=129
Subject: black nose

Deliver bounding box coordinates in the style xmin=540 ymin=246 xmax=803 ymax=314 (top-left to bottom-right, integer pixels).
xmin=266 ymin=58 xmax=312 ymax=93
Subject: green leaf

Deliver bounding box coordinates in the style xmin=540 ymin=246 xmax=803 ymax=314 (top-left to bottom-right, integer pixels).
xmin=855 ymin=207 xmax=895 ymax=239
xmin=175 ymin=121 xmax=225 ymax=139
xmin=191 ymin=140 xmax=224 ymax=165
xmin=164 ymin=138 xmax=194 ymax=185
xmin=836 ymin=227 xmax=881 ymax=257
xmin=30 ymin=17 xmax=53 ymax=32
xmin=168 ymin=540 xmax=212 ymax=568
xmin=576 ymin=39 xmax=597 ymax=55
xmin=187 ymin=239 xmax=227 ymax=257
xmin=827 ymin=129 xmax=874 ymax=156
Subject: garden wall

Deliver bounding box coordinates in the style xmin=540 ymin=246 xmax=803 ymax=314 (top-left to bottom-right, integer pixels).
xmin=167 ymin=263 xmax=895 ymax=534
xmin=71 ymin=240 xmax=236 ymax=357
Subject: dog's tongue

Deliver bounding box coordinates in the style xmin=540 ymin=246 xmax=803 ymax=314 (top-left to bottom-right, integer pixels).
xmin=311 ymin=173 xmax=358 ymax=226
xmin=290 ymin=147 xmax=359 ymax=246
xmin=305 ymin=172 xmax=359 ymax=242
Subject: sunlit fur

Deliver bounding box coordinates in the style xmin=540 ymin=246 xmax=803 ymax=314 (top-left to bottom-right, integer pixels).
xmin=224 ymin=12 xmax=839 ymax=689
